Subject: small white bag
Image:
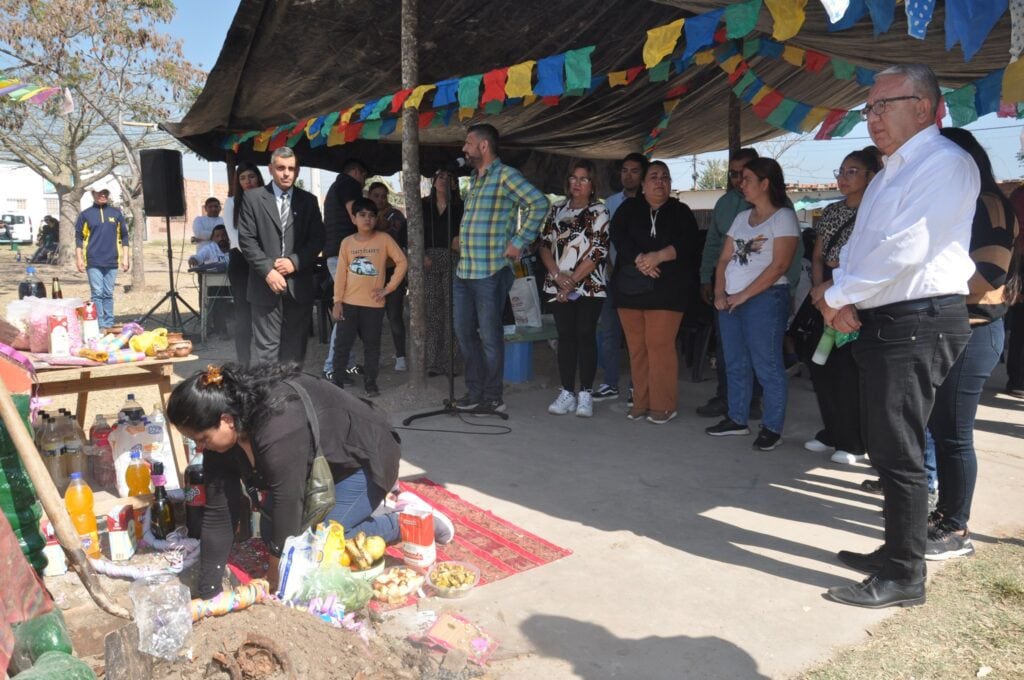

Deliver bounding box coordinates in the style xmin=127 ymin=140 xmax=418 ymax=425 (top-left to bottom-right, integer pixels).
xmin=509 ymin=275 xmax=542 ymax=328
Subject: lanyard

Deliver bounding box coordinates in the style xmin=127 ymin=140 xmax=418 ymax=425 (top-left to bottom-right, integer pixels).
xmin=650 ymin=208 xmax=659 ymax=238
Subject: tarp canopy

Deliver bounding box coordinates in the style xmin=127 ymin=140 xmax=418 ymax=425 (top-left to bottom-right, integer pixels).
xmin=164 ymin=0 xmax=1017 ymax=191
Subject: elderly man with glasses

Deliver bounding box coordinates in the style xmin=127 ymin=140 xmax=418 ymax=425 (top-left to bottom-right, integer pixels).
xmin=811 ymin=63 xmax=978 ymax=609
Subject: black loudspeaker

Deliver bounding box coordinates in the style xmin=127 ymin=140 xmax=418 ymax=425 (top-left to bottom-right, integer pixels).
xmin=140 ymin=149 xmax=186 ymax=217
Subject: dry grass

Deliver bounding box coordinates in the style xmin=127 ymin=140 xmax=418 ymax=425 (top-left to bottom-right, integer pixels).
xmin=800 ymin=538 xmax=1024 ymax=680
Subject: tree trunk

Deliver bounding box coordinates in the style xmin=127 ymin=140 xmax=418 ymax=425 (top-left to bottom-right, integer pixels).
xmin=57 ymin=187 xmax=85 ymax=270
xmin=401 ymin=0 xmax=426 ymax=390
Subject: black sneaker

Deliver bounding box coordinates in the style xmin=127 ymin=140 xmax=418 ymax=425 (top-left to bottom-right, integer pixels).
xmin=322 ymin=369 xmax=334 ymax=382
xmin=592 ymin=384 xmax=619 ymax=401
xmin=364 ymin=380 xmax=380 ymax=398
xmin=753 ymin=426 xmax=782 ymax=451
xmin=474 ymin=399 xmax=506 ymax=415
xmin=346 ymin=364 xmax=364 ymax=376
xmin=861 ymin=478 xmax=883 ymax=495
xmin=927 ymin=509 xmax=944 ymax=529
xmin=696 ymin=396 xmax=728 ymax=418
xmin=705 ymin=418 xmax=750 ymax=436
xmin=455 ymin=394 xmax=480 ymax=410
xmin=925 ymin=523 xmax=975 ymax=561
xmin=626 ymin=387 xmax=634 ymax=406
xmin=749 ymin=398 xmax=763 ymax=421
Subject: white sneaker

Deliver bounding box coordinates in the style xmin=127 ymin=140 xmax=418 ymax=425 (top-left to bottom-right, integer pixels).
xmin=831 ymin=450 xmax=868 ymax=465
xmin=394 ymin=356 xmax=407 ymax=371
xmin=804 ymin=438 xmax=833 ymax=453
xmin=575 ymin=390 xmax=593 ymax=417
xmin=548 ymin=389 xmax=577 ymax=415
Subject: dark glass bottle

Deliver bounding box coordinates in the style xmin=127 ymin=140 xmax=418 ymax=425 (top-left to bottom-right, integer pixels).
xmin=149 ymin=461 xmax=176 ymax=540
xmin=184 ymin=449 xmax=205 ymax=539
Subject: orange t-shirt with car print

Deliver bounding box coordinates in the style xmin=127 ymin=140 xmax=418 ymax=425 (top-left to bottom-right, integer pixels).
xmin=334 ymin=231 xmax=408 ymax=308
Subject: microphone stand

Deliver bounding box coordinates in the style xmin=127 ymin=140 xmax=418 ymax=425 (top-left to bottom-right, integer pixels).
xmin=403 ymin=174 xmax=508 ymax=424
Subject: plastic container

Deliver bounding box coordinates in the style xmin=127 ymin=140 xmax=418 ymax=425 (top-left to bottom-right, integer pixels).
xmin=39 ymin=416 xmax=68 ymax=494
xmin=119 ymin=393 xmax=145 ymax=424
xmin=427 ymin=560 xmax=481 ymax=599
xmin=503 ymin=341 xmax=534 ymax=383
xmin=18 ymin=266 xmax=46 ymax=299
xmin=65 ymin=473 xmax=100 ymax=558
xmin=89 ymin=415 xmax=116 ymax=490
xmin=125 ymin=450 xmax=152 ymax=496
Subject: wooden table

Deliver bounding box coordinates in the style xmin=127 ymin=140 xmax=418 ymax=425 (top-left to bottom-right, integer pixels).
xmin=32 ymin=355 xmax=198 ymax=486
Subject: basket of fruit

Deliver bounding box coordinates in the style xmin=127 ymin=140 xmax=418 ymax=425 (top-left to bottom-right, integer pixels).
xmin=343 ymin=532 xmax=388 ymax=581
xmin=427 ymin=561 xmax=480 ymax=598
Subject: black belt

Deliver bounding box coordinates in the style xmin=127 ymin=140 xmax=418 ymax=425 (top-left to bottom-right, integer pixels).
xmin=860 ymin=294 xmax=965 ymax=319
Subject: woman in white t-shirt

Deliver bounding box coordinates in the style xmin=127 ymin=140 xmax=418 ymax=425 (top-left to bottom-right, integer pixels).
xmin=707 ymin=158 xmax=799 ymax=450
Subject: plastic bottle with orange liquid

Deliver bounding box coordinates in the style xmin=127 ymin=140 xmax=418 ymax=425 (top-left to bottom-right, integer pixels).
xmin=65 ymin=472 xmax=100 ymax=558
xmin=125 ymin=450 xmax=152 ymax=495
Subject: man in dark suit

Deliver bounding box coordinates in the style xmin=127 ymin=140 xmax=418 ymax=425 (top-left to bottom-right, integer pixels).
xmin=237 ymin=147 xmax=325 ymax=364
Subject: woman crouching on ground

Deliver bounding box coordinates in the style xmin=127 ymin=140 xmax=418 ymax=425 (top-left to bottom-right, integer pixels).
xmin=167 ymin=362 xmax=453 ymax=598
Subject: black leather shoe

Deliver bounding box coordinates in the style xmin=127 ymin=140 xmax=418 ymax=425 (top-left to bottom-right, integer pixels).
xmin=826 ymin=574 xmax=925 ymax=609
xmin=837 ymin=546 xmax=886 ymax=574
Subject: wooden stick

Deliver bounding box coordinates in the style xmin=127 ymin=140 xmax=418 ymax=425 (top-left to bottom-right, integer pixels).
xmin=0 ymin=379 xmax=131 ymax=620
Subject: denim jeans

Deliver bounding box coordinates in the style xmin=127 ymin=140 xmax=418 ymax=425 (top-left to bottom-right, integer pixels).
xmin=853 ymin=298 xmax=970 ymax=580
xmin=86 ymin=266 xmax=118 ymax=328
xmin=928 ymin=318 xmax=1004 ymax=529
xmin=718 ymin=285 xmax=790 ymax=432
xmin=324 ymin=468 xmax=399 ymax=542
xmin=923 ymin=430 xmax=938 ymax=492
xmin=714 ymin=307 xmax=764 ymax=401
xmin=454 ymin=267 xmax=514 ymax=401
xmin=596 ymin=292 xmax=623 ymax=388
xmin=323 ymin=256 xmax=356 ymax=375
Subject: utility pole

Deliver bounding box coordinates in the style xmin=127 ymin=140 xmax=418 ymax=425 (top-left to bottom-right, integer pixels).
xmin=691 ymin=155 xmax=698 ymax=190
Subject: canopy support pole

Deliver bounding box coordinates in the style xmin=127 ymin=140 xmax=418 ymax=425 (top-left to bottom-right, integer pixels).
xmin=728 ymin=92 xmax=741 ymax=157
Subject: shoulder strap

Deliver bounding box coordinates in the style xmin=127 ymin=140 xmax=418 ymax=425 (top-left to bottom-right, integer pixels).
xmin=283 ymin=378 xmax=324 ymax=462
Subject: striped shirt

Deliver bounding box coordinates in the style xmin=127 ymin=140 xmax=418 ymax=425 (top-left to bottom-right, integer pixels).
xmin=457 ymin=159 xmax=549 ymax=279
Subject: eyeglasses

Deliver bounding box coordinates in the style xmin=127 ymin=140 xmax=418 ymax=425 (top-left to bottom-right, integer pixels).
xmin=859 ymin=95 xmax=921 ymax=120
xmin=567 ymin=176 xmax=592 ymax=184
xmin=833 ymin=168 xmax=863 ymax=179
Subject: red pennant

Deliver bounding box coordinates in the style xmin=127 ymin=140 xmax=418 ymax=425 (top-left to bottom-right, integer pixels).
xmin=804 ymin=50 xmax=830 ymax=74
xmin=481 ymin=67 xmax=510 ymax=105
xmin=625 ymin=66 xmax=644 ymax=84
xmin=542 ymin=95 xmax=561 ymax=106
xmin=751 ymin=89 xmax=784 ymax=118
xmin=345 ymin=122 xmax=363 ymax=143
xmin=714 ymin=27 xmax=727 ymax=44
xmin=268 ymin=128 xmax=291 ymax=150
xmin=418 ymin=111 xmax=435 ymax=128
xmin=814 ymin=109 xmax=848 ymax=140
xmin=727 ymin=61 xmax=749 ymax=85
xmin=391 ymin=89 xmax=413 ymax=112
xmin=666 ymin=84 xmax=689 ymax=98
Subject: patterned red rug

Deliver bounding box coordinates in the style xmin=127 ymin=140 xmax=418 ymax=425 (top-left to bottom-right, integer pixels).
xmin=385 ymin=477 xmax=572 ymax=587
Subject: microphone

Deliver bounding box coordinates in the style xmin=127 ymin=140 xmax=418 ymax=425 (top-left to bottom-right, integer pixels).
xmin=455 ymin=157 xmax=468 ymax=168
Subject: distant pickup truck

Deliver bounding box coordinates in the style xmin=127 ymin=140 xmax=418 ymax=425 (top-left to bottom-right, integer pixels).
xmin=0 ymin=213 xmax=33 ymax=244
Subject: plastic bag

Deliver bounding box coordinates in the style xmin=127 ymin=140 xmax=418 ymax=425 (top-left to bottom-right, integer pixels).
xmin=129 ymin=574 xmax=192 ymax=661
xmin=276 ymin=530 xmax=318 ymax=602
xmin=509 ymin=276 xmax=542 ymax=327
xmin=299 ymin=566 xmax=373 ymax=612
xmin=9 ymin=610 xmax=73 ymax=673
xmin=8 ymin=650 xmax=96 ymax=679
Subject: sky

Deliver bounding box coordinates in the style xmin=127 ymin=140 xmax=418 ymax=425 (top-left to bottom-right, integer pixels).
xmin=166 ymin=1 xmax=1024 ymax=191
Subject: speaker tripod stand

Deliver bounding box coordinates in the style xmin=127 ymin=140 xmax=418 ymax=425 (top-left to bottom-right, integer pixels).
xmin=138 ymin=215 xmax=199 ymax=332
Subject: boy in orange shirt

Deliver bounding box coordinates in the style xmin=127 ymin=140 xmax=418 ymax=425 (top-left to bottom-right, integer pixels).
xmin=331 ymin=197 xmax=408 ymax=397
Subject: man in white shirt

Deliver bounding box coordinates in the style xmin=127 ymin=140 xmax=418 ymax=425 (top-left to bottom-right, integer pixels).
xmin=188 ymin=224 xmax=230 ymax=269
xmin=812 ymin=64 xmax=977 ymax=609
xmin=191 ymin=197 xmax=224 ymax=250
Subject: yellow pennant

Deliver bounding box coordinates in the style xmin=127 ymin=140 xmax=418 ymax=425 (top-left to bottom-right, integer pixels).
xmin=765 ymin=0 xmax=807 ymax=42
xmin=782 ymin=45 xmax=806 ymax=68
xmin=643 ymin=18 xmax=685 ymax=69
xmin=405 ymin=84 xmax=436 ymax=109
xmin=800 ymin=106 xmax=831 ymax=132
xmin=1002 ymin=58 xmax=1024 ymax=103
xmin=505 ymin=61 xmax=537 ymax=99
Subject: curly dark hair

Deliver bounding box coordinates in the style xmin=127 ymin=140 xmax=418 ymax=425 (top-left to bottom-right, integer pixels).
xmin=166 ymin=362 xmax=301 ymax=435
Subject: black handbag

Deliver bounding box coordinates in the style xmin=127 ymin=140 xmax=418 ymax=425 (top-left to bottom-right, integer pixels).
xmin=615 ymin=263 xmax=655 ymax=296
xmin=284 ymin=379 xmax=336 ymax=532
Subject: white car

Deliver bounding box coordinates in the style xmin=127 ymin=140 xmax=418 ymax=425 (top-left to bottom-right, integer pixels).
xmin=1 ymin=213 xmax=33 ymax=244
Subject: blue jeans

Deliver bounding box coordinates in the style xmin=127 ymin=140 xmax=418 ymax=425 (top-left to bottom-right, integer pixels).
xmin=927 ymin=318 xmax=1004 ymax=529
xmin=454 ymin=266 xmax=514 ymax=401
xmin=597 ymin=292 xmax=623 ymax=388
xmin=923 ymin=431 xmax=938 ymax=492
xmin=86 ymin=266 xmax=118 ymax=328
xmin=324 ymin=468 xmax=400 ymax=542
xmin=718 ymin=285 xmax=790 ymax=432
xmin=323 ymin=256 xmax=356 ymax=375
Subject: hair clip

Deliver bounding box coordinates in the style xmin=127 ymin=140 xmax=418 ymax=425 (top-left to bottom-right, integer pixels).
xmin=200 ymin=365 xmax=224 ymax=388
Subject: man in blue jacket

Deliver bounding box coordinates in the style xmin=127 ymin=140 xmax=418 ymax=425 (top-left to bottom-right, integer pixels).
xmin=75 ymin=188 xmax=129 ymax=329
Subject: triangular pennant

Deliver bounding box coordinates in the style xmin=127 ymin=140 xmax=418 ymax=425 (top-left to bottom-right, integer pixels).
xmin=765 ymin=0 xmax=807 ymax=41
xmin=828 ymin=0 xmax=866 ymax=31
xmin=819 ymin=0 xmax=851 ymax=23
xmin=682 ymin=9 xmax=725 ymax=61
xmin=945 ymin=0 xmax=1009 ymax=63
xmin=904 ymin=0 xmax=936 ymax=39
xmin=865 ymin=0 xmax=896 ymax=36
xmin=644 ymin=19 xmax=685 ymax=69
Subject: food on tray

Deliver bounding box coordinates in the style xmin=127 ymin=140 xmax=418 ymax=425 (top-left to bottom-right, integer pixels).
xmin=430 ymin=562 xmax=478 ymax=589
xmin=372 ymin=567 xmax=424 ymax=603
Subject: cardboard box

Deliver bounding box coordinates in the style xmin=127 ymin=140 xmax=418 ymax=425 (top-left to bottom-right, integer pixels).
xmin=106 ymin=504 xmax=137 ymax=561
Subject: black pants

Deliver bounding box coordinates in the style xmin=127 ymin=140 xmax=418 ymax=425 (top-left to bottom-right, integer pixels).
xmin=333 ymin=303 xmax=385 ymax=385
xmin=251 ymin=296 xmax=312 ymax=366
xmin=1006 ymin=302 xmax=1024 ymax=391
xmin=808 ymin=341 xmax=864 ymax=454
xmin=228 ymin=249 xmax=252 ymax=365
xmin=552 ymin=296 xmax=604 ymax=392
xmin=384 ymin=276 xmax=406 ymax=359
xmin=853 ymin=297 xmax=970 ymax=581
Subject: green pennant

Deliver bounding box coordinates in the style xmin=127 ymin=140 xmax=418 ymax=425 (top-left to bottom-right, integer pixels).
xmin=649 ymin=62 xmax=671 ymax=83
xmin=945 ymin=85 xmax=978 ymax=127
xmin=565 ymin=88 xmax=585 ymax=97
xmin=368 ymin=96 xmax=392 ymax=120
xmin=830 ymin=110 xmax=861 ymax=138
xmin=831 ymin=58 xmax=855 ymax=81
xmin=361 ymin=119 xmax=383 ymax=140
xmin=766 ymin=98 xmax=798 ymax=128
xmin=458 ymin=74 xmax=484 ymax=111
xmin=743 ymin=37 xmax=761 ymax=60
xmin=726 ymin=0 xmax=762 ymax=39
xmin=319 ymin=111 xmax=340 ymax=136
xmin=732 ymin=71 xmax=757 ymax=96
xmin=484 ymin=100 xmax=503 ymax=115
xmin=565 ymin=46 xmax=596 ymax=92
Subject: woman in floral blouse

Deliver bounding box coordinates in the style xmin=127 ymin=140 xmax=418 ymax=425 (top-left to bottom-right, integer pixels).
xmin=539 ymin=160 xmax=610 ymax=418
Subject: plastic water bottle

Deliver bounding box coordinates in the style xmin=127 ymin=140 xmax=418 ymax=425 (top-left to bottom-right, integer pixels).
xmin=65 ymin=472 xmax=100 ymax=558
xmin=119 ymin=393 xmax=145 ymax=424
xmin=89 ymin=415 xmax=115 ymax=490
xmin=812 ymin=327 xmax=837 ymax=366
xmin=125 ymin=449 xmax=152 ymax=496
xmin=18 ymin=266 xmax=46 ymax=299
xmin=58 ymin=411 xmax=86 ymax=481
xmin=39 ymin=416 xmax=68 ymax=493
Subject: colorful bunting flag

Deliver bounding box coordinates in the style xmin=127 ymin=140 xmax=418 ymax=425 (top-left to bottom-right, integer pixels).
xmin=534 ymin=54 xmax=566 ymax=96
xmin=801 ymin=106 xmax=831 ymax=131
xmin=505 ymin=61 xmax=536 ymax=98
xmin=457 ymin=74 xmax=483 ymax=111
xmin=1011 ymin=0 xmax=1024 ymax=58
xmin=752 ymin=88 xmax=784 ymax=116
xmin=765 ymin=0 xmax=807 ymax=41
xmin=391 ymin=89 xmax=413 ymax=112
xmin=945 ymin=85 xmax=979 ymax=126
xmin=831 ymin=58 xmax=855 ymax=80
xmin=759 ymin=39 xmax=785 ymax=60
xmin=1003 ymin=57 xmax=1024 ymax=102
xmin=643 ymin=18 xmax=685 ymax=69
xmin=855 ymin=66 xmax=876 ymax=86
xmin=819 ymin=0 xmax=851 ymax=23
xmin=905 ymin=0 xmax=936 ymax=39
xmin=804 ymin=50 xmax=830 ymax=73
xmin=565 ymin=46 xmax=596 ymax=92
xmin=830 ymin=110 xmax=862 ymax=137
xmin=649 ymin=61 xmax=671 ymax=82
xmin=974 ymin=68 xmax=1005 ymax=115
xmin=682 ymin=9 xmax=724 ymax=61
xmin=865 ymin=0 xmax=896 ymax=36
xmin=945 ymin=0 xmax=1009 ymax=62
xmin=405 ymin=84 xmax=436 ymax=109
xmin=726 ymin=0 xmax=762 ymax=39
xmin=765 ymin=97 xmax=799 ymax=127
xmin=433 ymin=79 xmax=459 ymax=108
xmin=782 ymin=101 xmax=813 ymax=132
xmin=782 ymin=45 xmax=806 ymax=67
xmin=829 ymin=0 xmax=866 ymax=31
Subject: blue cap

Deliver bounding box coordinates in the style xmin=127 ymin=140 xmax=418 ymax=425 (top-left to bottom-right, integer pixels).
xmin=70 ymin=472 xmax=82 ymax=479
xmin=130 ymin=451 xmax=141 ymax=459
xmin=26 ymin=266 xmax=36 ymax=274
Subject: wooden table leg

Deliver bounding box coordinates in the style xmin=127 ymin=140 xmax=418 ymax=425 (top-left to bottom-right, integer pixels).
xmin=156 ymin=365 xmax=189 ymax=488
xmin=76 ymin=370 xmax=91 ymax=426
